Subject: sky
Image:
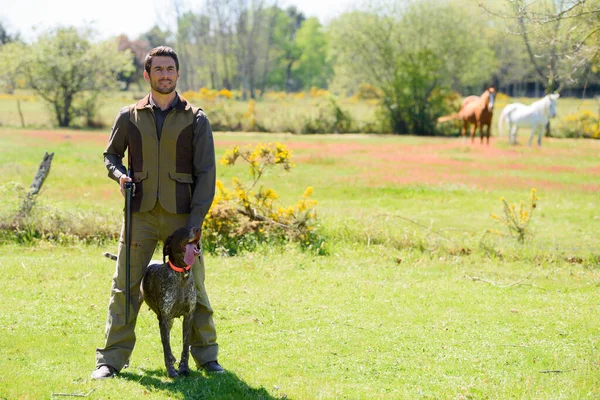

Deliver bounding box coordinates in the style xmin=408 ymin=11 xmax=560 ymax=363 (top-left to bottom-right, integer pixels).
xmin=1 ymin=0 xmax=360 ymax=42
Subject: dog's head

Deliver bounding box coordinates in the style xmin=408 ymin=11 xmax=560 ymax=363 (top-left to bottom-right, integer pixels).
xmin=163 ymin=227 xmax=202 ymax=267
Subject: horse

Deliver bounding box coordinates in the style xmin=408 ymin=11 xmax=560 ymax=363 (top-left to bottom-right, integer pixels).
xmin=437 ymin=87 xmax=496 ymax=145
xmin=497 ymin=93 xmax=559 ymax=146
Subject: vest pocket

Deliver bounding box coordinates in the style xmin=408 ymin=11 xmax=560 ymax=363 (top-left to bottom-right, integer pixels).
xmin=168 ymin=172 xmax=194 ymax=184
xmin=132 ymin=171 xmax=148 ymax=182
xmin=169 ymin=172 xmax=193 ymax=213
xmin=131 ymin=171 xmax=148 ymax=211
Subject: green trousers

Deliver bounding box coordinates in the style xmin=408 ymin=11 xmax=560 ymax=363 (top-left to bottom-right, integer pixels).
xmin=95 ymin=202 xmax=218 ymax=371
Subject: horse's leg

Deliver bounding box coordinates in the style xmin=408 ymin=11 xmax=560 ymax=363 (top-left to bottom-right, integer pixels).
xmin=538 ymin=124 xmax=544 ymax=146
xmin=477 ymin=122 xmax=483 ymax=144
xmin=509 ymin=124 xmax=517 ymax=145
xmin=470 ymin=123 xmax=476 ymax=144
xmin=461 ymin=121 xmax=467 ymax=143
xmin=485 ymin=123 xmax=491 ymax=145
xmin=528 ymin=125 xmax=536 ymax=147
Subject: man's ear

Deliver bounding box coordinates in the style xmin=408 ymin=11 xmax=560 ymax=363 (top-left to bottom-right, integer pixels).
xmin=143 ymin=70 xmax=150 ymax=83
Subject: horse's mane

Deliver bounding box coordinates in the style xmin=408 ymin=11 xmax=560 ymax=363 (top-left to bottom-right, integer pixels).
xmin=530 ymin=94 xmax=555 ymax=112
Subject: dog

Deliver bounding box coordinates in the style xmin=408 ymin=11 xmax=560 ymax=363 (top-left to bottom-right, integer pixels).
xmin=104 ymin=226 xmax=201 ymax=378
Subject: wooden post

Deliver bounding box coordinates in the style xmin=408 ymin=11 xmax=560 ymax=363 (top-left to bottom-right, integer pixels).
xmin=12 ymin=152 xmax=54 ymax=228
xmin=17 ymin=99 xmax=25 ymax=128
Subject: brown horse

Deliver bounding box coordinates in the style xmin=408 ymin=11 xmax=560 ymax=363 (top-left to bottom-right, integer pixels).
xmin=437 ymin=87 xmax=496 ymax=144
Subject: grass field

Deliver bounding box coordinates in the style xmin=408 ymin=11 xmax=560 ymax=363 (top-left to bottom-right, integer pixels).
xmin=0 ymin=90 xmax=598 ymax=134
xmin=0 ymin=125 xmax=599 ymax=399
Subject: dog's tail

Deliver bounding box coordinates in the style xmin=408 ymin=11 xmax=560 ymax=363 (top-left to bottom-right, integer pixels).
xmin=103 ymin=252 xmax=117 ymax=261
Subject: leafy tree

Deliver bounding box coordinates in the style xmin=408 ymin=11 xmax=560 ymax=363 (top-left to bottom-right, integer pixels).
xmin=22 ymin=27 xmax=134 ymax=127
xmin=139 ymin=25 xmax=173 ymax=49
xmin=279 ymin=6 xmax=305 ymax=92
xmin=329 ymin=1 xmax=494 ymax=134
xmin=294 ymin=17 xmax=332 ymax=89
xmin=116 ymin=35 xmax=149 ymax=90
xmin=0 ymin=21 xmax=20 ymax=45
xmin=0 ymin=41 xmax=26 ymax=93
xmin=478 ymin=0 xmax=600 ymax=92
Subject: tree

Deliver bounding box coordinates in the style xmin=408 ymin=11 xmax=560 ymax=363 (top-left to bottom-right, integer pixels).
xmin=328 ymin=1 xmax=495 ymax=134
xmin=116 ymin=35 xmax=149 ymax=91
xmin=233 ymin=0 xmax=272 ymax=99
xmin=293 ymin=17 xmax=332 ymax=90
xmin=139 ymin=25 xmax=173 ymax=49
xmin=23 ymin=27 xmax=134 ymax=127
xmin=0 ymin=41 xmax=26 ymax=93
xmin=279 ymin=6 xmax=305 ymax=92
xmin=477 ymin=0 xmax=600 ymax=93
xmin=0 ymin=21 xmax=20 ymax=45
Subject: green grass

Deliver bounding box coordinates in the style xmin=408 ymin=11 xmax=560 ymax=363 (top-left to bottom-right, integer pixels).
xmin=0 ymin=128 xmax=599 ymax=398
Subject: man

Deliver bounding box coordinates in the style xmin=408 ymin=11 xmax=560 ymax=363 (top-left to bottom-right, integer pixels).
xmin=92 ymin=46 xmax=222 ymax=379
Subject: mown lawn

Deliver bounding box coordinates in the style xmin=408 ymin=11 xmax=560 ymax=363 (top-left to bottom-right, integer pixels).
xmin=0 ymin=128 xmax=599 ymax=399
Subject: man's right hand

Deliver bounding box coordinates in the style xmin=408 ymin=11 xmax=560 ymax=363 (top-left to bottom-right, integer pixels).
xmin=119 ymin=175 xmax=134 ymax=197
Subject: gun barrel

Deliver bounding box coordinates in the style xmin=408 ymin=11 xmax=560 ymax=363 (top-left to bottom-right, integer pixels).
xmin=124 ymin=182 xmax=133 ymax=324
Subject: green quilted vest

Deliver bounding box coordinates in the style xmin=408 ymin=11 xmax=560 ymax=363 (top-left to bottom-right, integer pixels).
xmin=127 ymin=94 xmax=199 ymax=214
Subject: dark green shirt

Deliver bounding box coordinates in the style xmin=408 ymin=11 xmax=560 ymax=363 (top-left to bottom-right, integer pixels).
xmin=149 ymin=94 xmax=179 ymax=140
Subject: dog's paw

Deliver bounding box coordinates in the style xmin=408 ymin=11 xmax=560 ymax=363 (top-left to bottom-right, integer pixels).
xmin=167 ymin=366 xmax=179 ymax=378
xmin=178 ymin=365 xmax=191 ymax=376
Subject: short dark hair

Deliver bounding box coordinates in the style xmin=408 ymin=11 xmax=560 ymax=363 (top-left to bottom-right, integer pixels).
xmin=144 ymin=46 xmax=179 ymax=73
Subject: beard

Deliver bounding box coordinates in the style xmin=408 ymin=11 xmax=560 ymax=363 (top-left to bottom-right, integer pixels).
xmin=150 ymin=78 xmax=177 ymax=95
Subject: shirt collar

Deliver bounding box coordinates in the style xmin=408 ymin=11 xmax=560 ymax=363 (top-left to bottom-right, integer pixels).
xmin=149 ymin=93 xmax=179 ymax=111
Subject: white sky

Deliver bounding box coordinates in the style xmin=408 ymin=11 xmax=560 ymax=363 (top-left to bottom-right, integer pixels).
xmin=1 ymin=0 xmax=359 ymax=42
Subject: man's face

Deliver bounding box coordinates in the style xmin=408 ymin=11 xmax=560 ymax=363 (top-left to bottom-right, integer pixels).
xmin=145 ymin=56 xmax=179 ymax=95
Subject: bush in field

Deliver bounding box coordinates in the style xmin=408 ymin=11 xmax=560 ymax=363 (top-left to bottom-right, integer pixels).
xmin=301 ymin=96 xmax=355 ymax=134
xmin=0 ymin=182 xmax=120 ymax=245
xmin=490 ymin=188 xmax=539 ymax=244
xmin=556 ymin=110 xmax=600 ymax=139
xmin=202 ymin=143 xmax=326 ymax=256
xmin=353 ymin=83 xmax=384 ymax=100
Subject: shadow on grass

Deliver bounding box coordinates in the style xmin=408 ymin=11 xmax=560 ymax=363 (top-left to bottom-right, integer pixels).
xmin=119 ymin=368 xmax=277 ymax=399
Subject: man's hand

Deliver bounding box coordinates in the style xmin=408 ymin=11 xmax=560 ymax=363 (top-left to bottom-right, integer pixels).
xmin=119 ymin=175 xmax=135 ymax=197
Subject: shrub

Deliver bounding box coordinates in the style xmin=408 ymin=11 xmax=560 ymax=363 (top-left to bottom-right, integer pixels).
xmin=490 ymin=188 xmax=539 ymax=244
xmin=202 ymin=143 xmax=326 ymax=256
xmin=301 ymin=96 xmax=355 ymax=134
xmin=556 ymin=110 xmax=600 ymax=139
xmin=352 ymin=83 xmax=384 ymax=100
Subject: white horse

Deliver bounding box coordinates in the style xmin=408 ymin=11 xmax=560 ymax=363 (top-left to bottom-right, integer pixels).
xmin=497 ymin=93 xmax=560 ymax=146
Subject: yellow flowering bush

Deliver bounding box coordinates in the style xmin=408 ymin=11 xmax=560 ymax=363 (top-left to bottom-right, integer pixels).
xmin=494 ymin=92 xmax=510 ymax=101
xmin=556 ymin=110 xmax=600 ymax=139
xmin=490 ymin=188 xmax=539 ymax=244
xmin=182 ymin=87 xmax=237 ymax=103
xmin=309 ymin=86 xmax=330 ymax=98
xmin=352 ymin=83 xmax=383 ymax=100
xmin=202 ymin=143 xmax=325 ymax=255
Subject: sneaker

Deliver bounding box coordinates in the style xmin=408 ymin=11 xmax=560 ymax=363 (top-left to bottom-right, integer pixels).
xmin=200 ymin=360 xmax=224 ymax=373
xmin=91 ymin=365 xmax=118 ymax=379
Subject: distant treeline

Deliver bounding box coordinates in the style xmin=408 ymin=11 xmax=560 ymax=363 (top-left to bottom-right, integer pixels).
xmin=1 ymin=0 xmax=598 ymax=132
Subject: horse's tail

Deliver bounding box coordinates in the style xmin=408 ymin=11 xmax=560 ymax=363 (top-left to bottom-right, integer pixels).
xmin=437 ymin=114 xmax=459 ymax=123
xmin=497 ymin=107 xmax=508 ymax=136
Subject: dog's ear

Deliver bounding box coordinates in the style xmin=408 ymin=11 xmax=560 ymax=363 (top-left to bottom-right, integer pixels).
xmin=163 ymin=234 xmax=173 ymax=263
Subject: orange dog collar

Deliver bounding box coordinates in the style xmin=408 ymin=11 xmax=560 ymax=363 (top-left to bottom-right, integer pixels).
xmin=168 ymin=260 xmax=191 ymax=273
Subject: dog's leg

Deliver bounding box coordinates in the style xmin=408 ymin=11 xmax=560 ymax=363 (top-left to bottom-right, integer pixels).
xmin=178 ymin=314 xmax=193 ymax=376
xmin=159 ymin=316 xmax=178 ymax=378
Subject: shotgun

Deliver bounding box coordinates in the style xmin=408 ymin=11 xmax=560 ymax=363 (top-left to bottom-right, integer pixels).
xmin=124 ymin=178 xmax=133 ymax=324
